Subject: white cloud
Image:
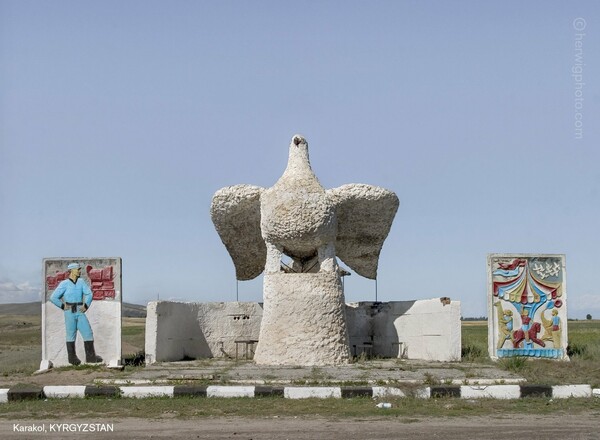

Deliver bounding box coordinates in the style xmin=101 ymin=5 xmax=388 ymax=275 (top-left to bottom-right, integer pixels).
xmin=0 ymin=279 xmax=42 ymax=303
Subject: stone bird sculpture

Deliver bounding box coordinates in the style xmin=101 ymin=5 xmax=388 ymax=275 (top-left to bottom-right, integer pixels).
xmin=211 ymin=134 xmax=399 ymax=280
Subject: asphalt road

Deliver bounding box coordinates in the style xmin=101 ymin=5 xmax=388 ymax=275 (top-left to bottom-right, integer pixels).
xmin=2 ymin=414 xmax=599 ymax=440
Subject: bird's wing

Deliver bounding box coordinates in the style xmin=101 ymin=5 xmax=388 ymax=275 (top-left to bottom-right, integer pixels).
xmin=210 ymin=184 xmax=266 ymax=280
xmin=327 ymin=184 xmax=399 ymax=279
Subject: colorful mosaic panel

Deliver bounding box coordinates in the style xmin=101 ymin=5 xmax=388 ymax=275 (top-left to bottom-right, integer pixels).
xmin=487 ymin=254 xmax=568 ymax=360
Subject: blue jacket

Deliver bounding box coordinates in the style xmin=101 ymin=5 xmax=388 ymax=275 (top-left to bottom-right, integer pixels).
xmin=50 ymin=278 xmax=93 ymax=308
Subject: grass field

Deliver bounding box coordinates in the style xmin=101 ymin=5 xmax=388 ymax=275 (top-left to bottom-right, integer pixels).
xmin=0 ymin=316 xmax=145 ymax=377
xmin=462 ymin=320 xmax=600 ymax=387
xmin=1 ymin=315 xmax=599 ymax=386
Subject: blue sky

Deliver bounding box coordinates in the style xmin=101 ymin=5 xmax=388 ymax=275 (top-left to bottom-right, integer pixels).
xmin=1 ymin=1 xmax=598 ymax=318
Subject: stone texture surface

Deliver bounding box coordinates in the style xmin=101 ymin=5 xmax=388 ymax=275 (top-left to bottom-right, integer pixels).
xmin=253 ymin=273 xmax=351 ymax=366
xmin=210 ymin=185 xmax=265 ymax=280
xmin=327 ymin=184 xmax=399 ymax=279
xmin=259 ymin=137 xmax=337 ymax=263
xmin=210 ymin=135 xmax=399 ymax=365
xmin=210 ymin=135 xmax=399 ymax=281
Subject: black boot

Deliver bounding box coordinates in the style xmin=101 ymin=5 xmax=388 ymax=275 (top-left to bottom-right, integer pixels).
xmin=66 ymin=341 xmax=81 ymax=366
xmin=84 ymin=340 xmax=103 ymax=363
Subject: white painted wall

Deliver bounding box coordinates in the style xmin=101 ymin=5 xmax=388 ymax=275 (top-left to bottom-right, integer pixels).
xmin=145 ymin=301 xmax=263 ymax=363
xmin=145 ymin=298 xmax=461 ymax=363
xmin=347 ymin=299 xmax=462 ymax=362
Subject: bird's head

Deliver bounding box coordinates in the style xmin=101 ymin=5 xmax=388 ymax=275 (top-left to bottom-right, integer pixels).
xmin=292 ymin=134 xmax=307 ymax=147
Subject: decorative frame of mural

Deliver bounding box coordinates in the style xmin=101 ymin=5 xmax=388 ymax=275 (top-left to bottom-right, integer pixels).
xmin=487 ymin=254 xmax=568 ymax=361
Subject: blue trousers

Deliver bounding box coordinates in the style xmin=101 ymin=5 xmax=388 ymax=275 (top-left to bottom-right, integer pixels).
xmin=63 ymin=309 xmax=94 ymax=342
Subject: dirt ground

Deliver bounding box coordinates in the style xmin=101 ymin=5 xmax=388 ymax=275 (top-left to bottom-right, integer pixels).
xmin=2 ymin=413 xmax=599 ymax=439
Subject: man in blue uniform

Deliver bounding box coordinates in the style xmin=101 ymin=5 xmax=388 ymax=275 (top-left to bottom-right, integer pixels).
xmin=50 ymin=262 xmax=103 ymax=365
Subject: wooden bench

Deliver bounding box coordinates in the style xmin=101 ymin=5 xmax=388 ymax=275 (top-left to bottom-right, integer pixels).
xmin=234 ymin=339 xmax=259 ymax=360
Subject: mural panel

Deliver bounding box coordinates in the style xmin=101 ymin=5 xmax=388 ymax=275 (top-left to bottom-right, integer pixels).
xmin=41 ymin=257 xmax=122 ymax=369
xmin=487 ymin=254 xmax=568 ymax=360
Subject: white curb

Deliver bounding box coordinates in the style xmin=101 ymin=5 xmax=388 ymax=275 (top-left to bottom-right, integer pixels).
xmin=593 ymin=388 xmax=600 ymax=398
xmin=43 ymin=386 xmax=86 ymax=399
xmin=0 ymin=389 xmax=9 ymax=404
xmin=461 ymin=385 xmax=521 ymax=399
xmin=284 ymin=387 xmax=342 ymax=399
xmin=206 ymin=386 xmax=255 ymax=398
xmin=552 ymin=385 xmax=592 ymax=399
xmin=120 ymin=386 xmax=174 ymax=398
xmin=415 ymin=387 xmax=431 ymax=399
xmin=372 ymin=387 xmax=406 ymax=398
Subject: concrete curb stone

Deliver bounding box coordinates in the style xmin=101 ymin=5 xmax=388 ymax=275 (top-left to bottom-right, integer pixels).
xmin=0 ymin=385 xmax=597 ymax=402
xmin=7 ymin=387 xmax=44 ymax=402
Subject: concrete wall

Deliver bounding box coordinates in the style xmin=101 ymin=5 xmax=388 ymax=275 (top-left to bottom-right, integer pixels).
xmin=145 ymin=298 xmax=461 ymax=363
xmin=347 ymin=299 xmax=462 ymax=362
xmin=145 ymin=301 xmax=263 ymax=363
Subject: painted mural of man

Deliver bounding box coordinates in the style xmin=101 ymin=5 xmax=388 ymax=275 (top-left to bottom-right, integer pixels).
xmin=50 ymin=262 xmax=103 ymax=365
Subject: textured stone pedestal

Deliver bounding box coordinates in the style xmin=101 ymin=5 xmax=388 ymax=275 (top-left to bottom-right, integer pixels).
xmin=254 ymin=272 xmax=351 ymax=366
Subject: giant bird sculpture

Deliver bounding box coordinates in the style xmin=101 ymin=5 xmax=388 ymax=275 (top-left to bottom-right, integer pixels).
xmin=211 ymin=134 xmax=399 ymax=281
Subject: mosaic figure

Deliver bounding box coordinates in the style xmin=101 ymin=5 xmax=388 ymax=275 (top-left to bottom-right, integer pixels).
xmin=494 ymin=301 xmax=513 ymax=349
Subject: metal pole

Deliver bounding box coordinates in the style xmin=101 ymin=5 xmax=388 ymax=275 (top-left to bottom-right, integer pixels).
xmin=375 ymin=278 xmax=378 ymax=303
xmin=236 ymin=280 xmax=239 ymax=302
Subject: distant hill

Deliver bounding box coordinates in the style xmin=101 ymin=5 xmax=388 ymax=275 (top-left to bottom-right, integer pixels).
xmin=0 ymin=301 xmax=147 ymax=318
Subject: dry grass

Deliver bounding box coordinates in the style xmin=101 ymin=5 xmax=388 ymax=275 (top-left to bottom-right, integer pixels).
xmin=462 ymin=320 xmax=600 ymax=387
xmin=0 ymin=315 xmax=145 ymax=376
